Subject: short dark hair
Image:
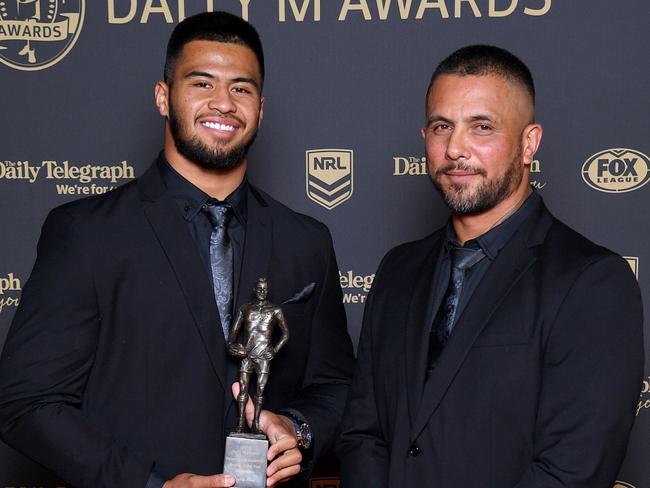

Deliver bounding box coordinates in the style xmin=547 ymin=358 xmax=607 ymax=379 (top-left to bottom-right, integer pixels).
xmin=164 ymin=11 xmax=264 ymax=87
xmin=428 ymin=45 xmax=535 ymax=104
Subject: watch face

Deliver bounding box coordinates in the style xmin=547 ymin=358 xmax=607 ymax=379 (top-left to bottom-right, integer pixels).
xmin=299 ymin=423 xmax=312 ymax=449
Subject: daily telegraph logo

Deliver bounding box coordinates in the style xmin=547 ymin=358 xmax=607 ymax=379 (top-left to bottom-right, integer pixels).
xmin=393 ymin=156 xmax=427 ymax=176
xmin=0 ymin=159 xmax=135 ymax=195
xmin=306 ymin=149 xmax=353 ymax=210
xmin=393 ymin=156 xmax=545 ymax=189
xmin=582 ymin=148 xmax=650 ymax=193
xmin=339 ymin=270 xmax=374 ymax=305
xmin=0 ymin=0 xmax=84 ymax=71
xmin=0 ymin=272 xmax=21 ymax=314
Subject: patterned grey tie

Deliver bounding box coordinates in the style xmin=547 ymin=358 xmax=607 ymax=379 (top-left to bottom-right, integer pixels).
xmin=427 ymin=245 xmax=486 ymax=376
xmin=203 ymin=203 xmax=233 ymax=338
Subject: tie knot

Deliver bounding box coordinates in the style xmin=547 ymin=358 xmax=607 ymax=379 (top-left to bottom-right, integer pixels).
xmin=449 ymin=245 xmax=485 ymax=271
xmin=203 ymin=203 xmax=232 ymax=229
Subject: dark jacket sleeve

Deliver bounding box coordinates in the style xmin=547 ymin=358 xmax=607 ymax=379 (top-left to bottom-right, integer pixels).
xmin=514 ymin=255 xmax=644 ymax=487
xmin=281 ymin=225 xmax=355 ymax=464
xmin=0 ymin=206 xmax=152 ymax=487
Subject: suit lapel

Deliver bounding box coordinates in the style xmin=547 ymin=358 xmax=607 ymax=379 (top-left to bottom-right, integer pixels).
xmin=405 ymin=233 xmax=445 ymax=424
xmin=138 ymin=163 xmax=228 ymax=391
xmin=410 ymin=211 xmax=549 ymax=440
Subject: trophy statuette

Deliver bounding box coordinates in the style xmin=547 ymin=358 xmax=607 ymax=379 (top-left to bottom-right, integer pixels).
xmin=223 ymin=278 xmax=289 ymax=488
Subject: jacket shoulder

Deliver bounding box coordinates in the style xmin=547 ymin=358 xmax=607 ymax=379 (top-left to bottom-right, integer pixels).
xmin=252 ymin=185 xmax=331 ymax=239
xmin=525 ymin=212 xmax=638 ymax=299
xmin=542 ymin=217 xmax=625 ymax=269
xmin=46 ymin=179 xmax=139 ymax=221
xmin=379 ymin=229 xmax=445 ymax=271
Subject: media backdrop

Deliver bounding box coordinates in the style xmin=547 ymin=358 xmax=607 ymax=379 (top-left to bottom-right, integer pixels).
xmin=0 ymin=1 xmax=648 ymax=487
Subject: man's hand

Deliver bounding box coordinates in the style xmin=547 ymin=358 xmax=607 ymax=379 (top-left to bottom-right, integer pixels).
xmin=232 ymin=383 xmax=303 ymax=487
xmin=163 ymin=472 xmax=235 ymax=487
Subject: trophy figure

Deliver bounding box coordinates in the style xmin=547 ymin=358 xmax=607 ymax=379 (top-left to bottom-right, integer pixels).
xmin=223 ymin=277 xmax=289 ymax=488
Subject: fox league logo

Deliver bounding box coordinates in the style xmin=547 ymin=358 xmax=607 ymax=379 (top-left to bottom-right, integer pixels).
xmin=0 ymin=0 xmax=84 ymax=70
xmin=306 ymin=149 xmax=353 ymax=209
xmin=581 ymin=148 xmax=650 ymax=193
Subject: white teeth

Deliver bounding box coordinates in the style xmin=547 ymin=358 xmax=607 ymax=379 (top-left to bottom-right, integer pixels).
xmin=202 ymin=121 xmax=235 ymax=131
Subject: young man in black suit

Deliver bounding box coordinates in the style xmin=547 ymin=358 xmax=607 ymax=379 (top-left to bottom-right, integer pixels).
xmin=337 ymin=45 xmax=643 ymax=487
xmin=0 ymin=12 xmax=354 ymax=488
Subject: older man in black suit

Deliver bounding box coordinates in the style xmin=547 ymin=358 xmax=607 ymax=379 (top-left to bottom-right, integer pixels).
xmin=337 ymin=45 xmax=643 ymax=488
xmin=0 ymin=12 xmax=354 ymax=488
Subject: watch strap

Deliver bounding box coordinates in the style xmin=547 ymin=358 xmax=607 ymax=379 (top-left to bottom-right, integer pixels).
xmin=282 ymin=411 xmax=312 ymax=450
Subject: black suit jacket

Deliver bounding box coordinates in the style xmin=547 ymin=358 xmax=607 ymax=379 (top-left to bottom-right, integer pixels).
xmin=337 ymin=198 xmax=643 ymax=487
xmin=0 ymin=161 xmax=354 ymax=487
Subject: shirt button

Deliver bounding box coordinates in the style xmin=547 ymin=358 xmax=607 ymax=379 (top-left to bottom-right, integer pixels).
xmin=408 ymin=444 xmax=420 ymax=457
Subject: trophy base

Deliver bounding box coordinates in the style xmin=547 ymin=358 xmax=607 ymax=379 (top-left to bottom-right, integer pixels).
xmin=223 ymin=433 xmax=269 ymax=488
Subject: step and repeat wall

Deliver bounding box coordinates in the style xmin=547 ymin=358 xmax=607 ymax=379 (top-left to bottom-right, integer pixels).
xmin=1 ymin=1 xmax=648 ymax=487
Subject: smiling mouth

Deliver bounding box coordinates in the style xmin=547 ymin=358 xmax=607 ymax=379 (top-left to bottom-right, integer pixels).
xmin=436 ymin=163 xmax=486 ymax=178
xmin=201 ymin=121 xmax=236 ymax=132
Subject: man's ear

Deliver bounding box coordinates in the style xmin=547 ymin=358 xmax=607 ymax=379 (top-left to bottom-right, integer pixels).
xmin=257 ymin=96 xmax=265 ymax=128
xmin=522 ymin=123 xmax=543 ymax=167
xmin=155 ymin=81 xmax=170 ymax=118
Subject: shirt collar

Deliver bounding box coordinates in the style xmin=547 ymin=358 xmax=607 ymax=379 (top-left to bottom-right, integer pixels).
xmin=157 ymin=153 xmax=248 ymax=224
xmin=445 ymin=190 xmax=541 ymax=259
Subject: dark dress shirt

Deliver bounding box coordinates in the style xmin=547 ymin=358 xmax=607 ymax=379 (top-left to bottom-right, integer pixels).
xmin=158 ymin=155 xmax=247 ymax=294
xmin=428 ymin=191 xmax=542 ymax=363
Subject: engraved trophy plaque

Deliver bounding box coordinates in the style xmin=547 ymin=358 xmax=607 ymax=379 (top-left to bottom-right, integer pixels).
xmin=224 ymin=278 xmax=289 ymax=487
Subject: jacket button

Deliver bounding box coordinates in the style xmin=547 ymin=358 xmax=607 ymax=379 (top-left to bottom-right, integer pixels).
xmin=408 ymin=444 xmax=420 ymax=457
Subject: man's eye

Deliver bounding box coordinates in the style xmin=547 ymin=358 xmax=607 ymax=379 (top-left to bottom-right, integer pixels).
xmin=232 ymin=86 xmax=251 ymax=94
xmin=432 ymin=124 xmax=450 ymax=133
xmin=194 ymin=82 xmax=211 ymax=88
xmin=477 ymin=124 xmax=492 ymax=131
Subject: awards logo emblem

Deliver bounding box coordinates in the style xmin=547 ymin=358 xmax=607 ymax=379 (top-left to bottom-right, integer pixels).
xmin=306 ymin=149 xmax=353 ymax=209
xmin=581 ymin=148 xmax=650 ymax=193
xmin=0 ymin=0 xmax=84 ymax=71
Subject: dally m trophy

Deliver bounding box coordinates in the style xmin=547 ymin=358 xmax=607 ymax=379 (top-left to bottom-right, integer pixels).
xmin=224 ymin=277 xmax=289 ymax=488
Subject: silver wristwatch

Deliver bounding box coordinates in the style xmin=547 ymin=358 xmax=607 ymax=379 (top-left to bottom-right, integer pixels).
xmin=285 ymin=412 xmax=313 ymax=450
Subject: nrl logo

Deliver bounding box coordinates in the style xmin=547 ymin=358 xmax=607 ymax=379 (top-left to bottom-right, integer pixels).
xmin=0 ymin=0 xmax=84 ymax=71
xmin=306 ymin=149 xmax=353 ymax=210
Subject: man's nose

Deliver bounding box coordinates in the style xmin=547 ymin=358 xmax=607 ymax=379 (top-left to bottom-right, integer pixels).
xmin=445 ymin=129 xmax=470 ymax=161
xmin=208 ymin=86 xmax=237 ymax=114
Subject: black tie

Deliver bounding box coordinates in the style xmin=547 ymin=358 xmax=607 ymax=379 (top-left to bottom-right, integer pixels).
xmin=426 ymin=245 xmax=485 ymax=377
xmin=203 ymin=203 xmax=233 ymax=338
